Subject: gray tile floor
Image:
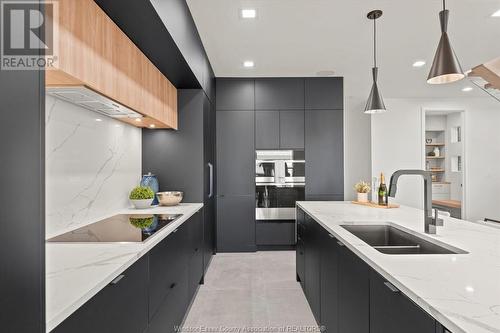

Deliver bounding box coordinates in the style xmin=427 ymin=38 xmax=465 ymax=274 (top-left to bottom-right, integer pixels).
xmin=183 ymin=251 xmax=318 ymax=333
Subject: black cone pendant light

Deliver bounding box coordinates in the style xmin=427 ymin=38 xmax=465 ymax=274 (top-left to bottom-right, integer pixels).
xmin=427 ymin=0 xmax=464 ymax=84
xmin=364 ymin=10 xmax=386 ymax=114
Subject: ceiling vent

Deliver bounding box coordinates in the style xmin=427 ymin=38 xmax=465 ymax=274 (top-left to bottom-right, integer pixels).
xmin=46 ymin=86 xmax=143 ymax=119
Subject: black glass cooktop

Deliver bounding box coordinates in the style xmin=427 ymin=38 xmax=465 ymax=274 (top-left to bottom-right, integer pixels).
xmin=47 ymin=214 xmax=183 ymax=243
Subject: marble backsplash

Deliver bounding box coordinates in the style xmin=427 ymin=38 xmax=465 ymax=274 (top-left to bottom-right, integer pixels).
xmin=45 ymin=95 xmax=142 ymax=237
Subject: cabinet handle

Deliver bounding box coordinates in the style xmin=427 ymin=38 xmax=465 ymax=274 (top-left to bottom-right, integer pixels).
xmin=172 ymin=228 xmax=178 ymax=233
xmin=110 ymin=274 xmax=125 ymax=285
xmin=336 ymin=241 xmax=345 ymax=247
xmin=384 ymin=281 xmax=400 ymax=293
xmin=328 ymin=234 xmax=335 ymax=239
xmin=208 ymin=162 xmax=214 ymax=198
xmin=170 ymin=283 xmax=176 ymax=289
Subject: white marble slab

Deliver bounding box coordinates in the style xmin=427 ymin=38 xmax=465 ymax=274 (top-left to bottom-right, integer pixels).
xmin=46 ymin=203 xmax=203 ymax=332
xmin=46 ymin=95 xmax=142 ymax=237
xmin=297 ymin=201 xmax=500 ymax=333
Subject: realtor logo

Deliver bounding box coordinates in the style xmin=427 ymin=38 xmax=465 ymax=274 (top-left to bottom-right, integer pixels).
xmin=1 ymin=0 xmax=58 ymax=70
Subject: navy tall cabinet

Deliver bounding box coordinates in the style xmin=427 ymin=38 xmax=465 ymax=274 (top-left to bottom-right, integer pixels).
xmin=143 ymin=89 xmax=216 ymax=272
xmin=215 ymin=77 xmax=344 ymax=252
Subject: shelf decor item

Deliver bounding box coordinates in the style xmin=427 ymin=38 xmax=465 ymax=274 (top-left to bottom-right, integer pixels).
xmin=426 ymin=138 xmax=433 ymax=144
xmin=129 ymin=186 xmax=155 ymax=209
xmin=354 ymin=181 xmax=371 ymax=203
xmin=433 ymin=146 xmax=440 ymax=157
xmin=140 ymin=172 xmax=160 ymax=205
xmin=156 ymin=191 xmax=184 ymax=206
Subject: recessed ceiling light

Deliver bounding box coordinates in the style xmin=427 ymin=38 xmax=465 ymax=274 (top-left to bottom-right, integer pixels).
xmin=492 ymin=9 xmax=500 ymax=17
xmin=135 ymin=118 xmax=142 ymax=122
xmin=462 ymin=87 xmax=473 ymax=92
xmin=465 ymin=286 xmax=474 ymax=293
xmin=243 ymin=60 xmax=254 ymax=68
xmin=412 ymin=61 xmax=426 ymax=68
xmin=95 ymin=118 xmax=102 ymax=122
xmin=149 ymin=124 xmax=156 ymax=128
xmin=241 ymin=9 xmax=256 ymax=19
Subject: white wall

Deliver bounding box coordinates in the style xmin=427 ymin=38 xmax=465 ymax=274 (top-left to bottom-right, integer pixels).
xmin=371 ymin=97 xmax=500 ymax=222
xmin=344 ymin=96 xmax=372 ymax=200
xmin=45 ymin=95 xmax=142 ymax=237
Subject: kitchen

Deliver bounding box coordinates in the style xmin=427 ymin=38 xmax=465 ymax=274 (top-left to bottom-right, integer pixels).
xmin=1 ymin=1 xmax=500 ymax=333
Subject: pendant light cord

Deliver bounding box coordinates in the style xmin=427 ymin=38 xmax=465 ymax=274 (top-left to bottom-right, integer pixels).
xmin=373 ymin=17 xmax=377 ymax=68
xmin=443 ymin=0 xmax=446 ymax=11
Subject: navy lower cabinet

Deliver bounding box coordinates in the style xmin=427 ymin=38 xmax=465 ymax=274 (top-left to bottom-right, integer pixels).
xmin=52 ymin=256 xmax=149 ymax=333
xmin=54 ymin=212 xmax=207 ymax=333
xmin=188 ymin=211 xmax=204 ymax=298
xmin=370 ymin=271 xmax=436 ymax=333
xmin=338 ymin=242 xmax=370 ymax=333
xmin=296 ymin=208 xmax=306 ymax=289
xmin=304 ymin=215 xmax=321 ymax=324
xmin=296 ymin=210 xmax=445 ymax=333
xmin=319 ymin=231 xmax=340 ymax=333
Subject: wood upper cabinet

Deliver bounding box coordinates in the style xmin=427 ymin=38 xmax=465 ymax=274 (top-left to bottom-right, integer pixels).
xmin=46 ymin=0 xmax=177 ymax=129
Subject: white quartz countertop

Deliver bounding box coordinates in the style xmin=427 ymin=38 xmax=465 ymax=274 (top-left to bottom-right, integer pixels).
xmin=296 ymin=201 xmax=500 ymax=333
xmin=46 ymin=203 xmax=203 ymax=332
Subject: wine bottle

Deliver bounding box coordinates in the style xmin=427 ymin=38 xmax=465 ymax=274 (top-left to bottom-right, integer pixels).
xmin=378 ymin=172 xmax=388 ymax=206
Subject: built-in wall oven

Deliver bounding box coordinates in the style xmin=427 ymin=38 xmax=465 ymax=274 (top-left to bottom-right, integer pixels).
xmin=255 ymin=150 xmax=305 ymax=221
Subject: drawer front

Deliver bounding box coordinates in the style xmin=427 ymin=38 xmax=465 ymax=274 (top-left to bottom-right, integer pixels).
xmin=149 ymin=225 xmax=188 ymax=320
xmin=256 ymin=221 xmax=296 ymax=245
xmin=53 ymin=256 xmax=149 ymax=333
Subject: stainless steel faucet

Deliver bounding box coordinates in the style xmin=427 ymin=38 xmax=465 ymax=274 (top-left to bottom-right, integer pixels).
xmin=388 ymin=169 xmax=442 ymax=234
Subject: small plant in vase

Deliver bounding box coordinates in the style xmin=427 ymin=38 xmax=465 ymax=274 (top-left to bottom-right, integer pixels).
xmin=354 ymin=181 xmax=371 ymax=203
xmin=129 ymin=186 xmax=155 ymax=209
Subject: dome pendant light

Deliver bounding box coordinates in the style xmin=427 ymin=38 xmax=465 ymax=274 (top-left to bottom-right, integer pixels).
xmin=427 ymin=0 xmax=464 ymax=84
xmin=364 ymin=10 xmax=386 ymax=114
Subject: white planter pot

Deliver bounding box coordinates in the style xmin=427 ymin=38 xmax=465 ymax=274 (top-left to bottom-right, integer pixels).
xmin=357 ymin=192 xmax=369 ymax=203
xmin=130 ymin=199 xmax=153 ymax=209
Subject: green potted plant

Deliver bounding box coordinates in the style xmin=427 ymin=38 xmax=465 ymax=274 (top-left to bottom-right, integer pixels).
xmin=129 ymin=186 xmax=155 ymax=209
xmin=354 ymin=181 xmax=371 ymax=203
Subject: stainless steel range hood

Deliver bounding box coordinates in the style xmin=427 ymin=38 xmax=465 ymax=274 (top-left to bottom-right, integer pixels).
xmin=46 ymin=86 xmax=143 ymax=119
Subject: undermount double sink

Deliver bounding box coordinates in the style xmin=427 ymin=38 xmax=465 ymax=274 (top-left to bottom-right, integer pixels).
xmin=341 ymin=224 xmax=467 ymax=255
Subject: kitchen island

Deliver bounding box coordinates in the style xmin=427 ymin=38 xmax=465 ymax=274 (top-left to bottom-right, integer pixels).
xmin=46 ymin=203 xmax=203 ymax=332
xmin=297 ymin=201 xmax=500 ymax=333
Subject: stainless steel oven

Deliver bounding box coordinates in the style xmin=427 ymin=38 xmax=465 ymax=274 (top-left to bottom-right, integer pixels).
xmin=256 ymin=150 xmax=305 ymax=221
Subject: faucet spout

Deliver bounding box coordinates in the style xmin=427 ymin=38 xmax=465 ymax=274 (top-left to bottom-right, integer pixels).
xmin=387 ymin=169 xmax=437 ymax=234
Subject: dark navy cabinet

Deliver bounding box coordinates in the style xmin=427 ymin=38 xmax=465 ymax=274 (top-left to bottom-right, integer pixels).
xmin=54 ymin=212 xmax=206 ymax=333
xmin=216 ymin=78 xmax=255 ymax=111
xmin=297 ymin=208 xmax=442 ymax=333
xmin=53 ymin=256 xmax=149 ymax=333
xmin=216 ymin=78 xmax=344 ymax=253
xmin=305 ymin=78 xmax=343 ymax=110
xmin=370 ymin=271 xmax=436 ymax=333
xmin=296 ymin=208 xmax=306 ymax=290
xmin=280 ymin=110 xmax=305 ymax=149
xmin=338 ymin=244 xmax=370 ymax=333
xmin=305 ymin=109 xmax=344 ymax=201
xmin=255 ymin=110 xmax=280 ymax=149
xmin=320 ymin=231 xmax=340 ymax=333
xmin=304 ymin=215 xmax=321 ymax=323
xmin=255 ymin=78 xmax=304 ymax=110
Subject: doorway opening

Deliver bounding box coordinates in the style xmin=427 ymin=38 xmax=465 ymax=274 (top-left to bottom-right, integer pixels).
xmin=422 ymin=110 xmax=465 ymax=219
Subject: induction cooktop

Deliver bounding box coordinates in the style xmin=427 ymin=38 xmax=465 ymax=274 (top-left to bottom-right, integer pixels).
xmin=47 ymin=214 xmax=183 ymax=243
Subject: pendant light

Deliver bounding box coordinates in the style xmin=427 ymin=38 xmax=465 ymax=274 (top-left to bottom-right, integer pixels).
xmin=364 ymin=10 xmax=386 ymax=114
xmin=427 ymin=0 xmax=464 ymax=84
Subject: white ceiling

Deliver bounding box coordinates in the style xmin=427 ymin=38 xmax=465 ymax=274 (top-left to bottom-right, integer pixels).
xmin=186 ymin=0 xmax=500 ymax=98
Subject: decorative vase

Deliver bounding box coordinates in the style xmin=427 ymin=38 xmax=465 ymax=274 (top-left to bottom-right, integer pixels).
xmin=357 ymin=192 xmax=369 ymax=203
xmin=141 ymin=172 xmax=160 ymax=205
xmin=433 ymin=147 xmax=440 ymax=157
